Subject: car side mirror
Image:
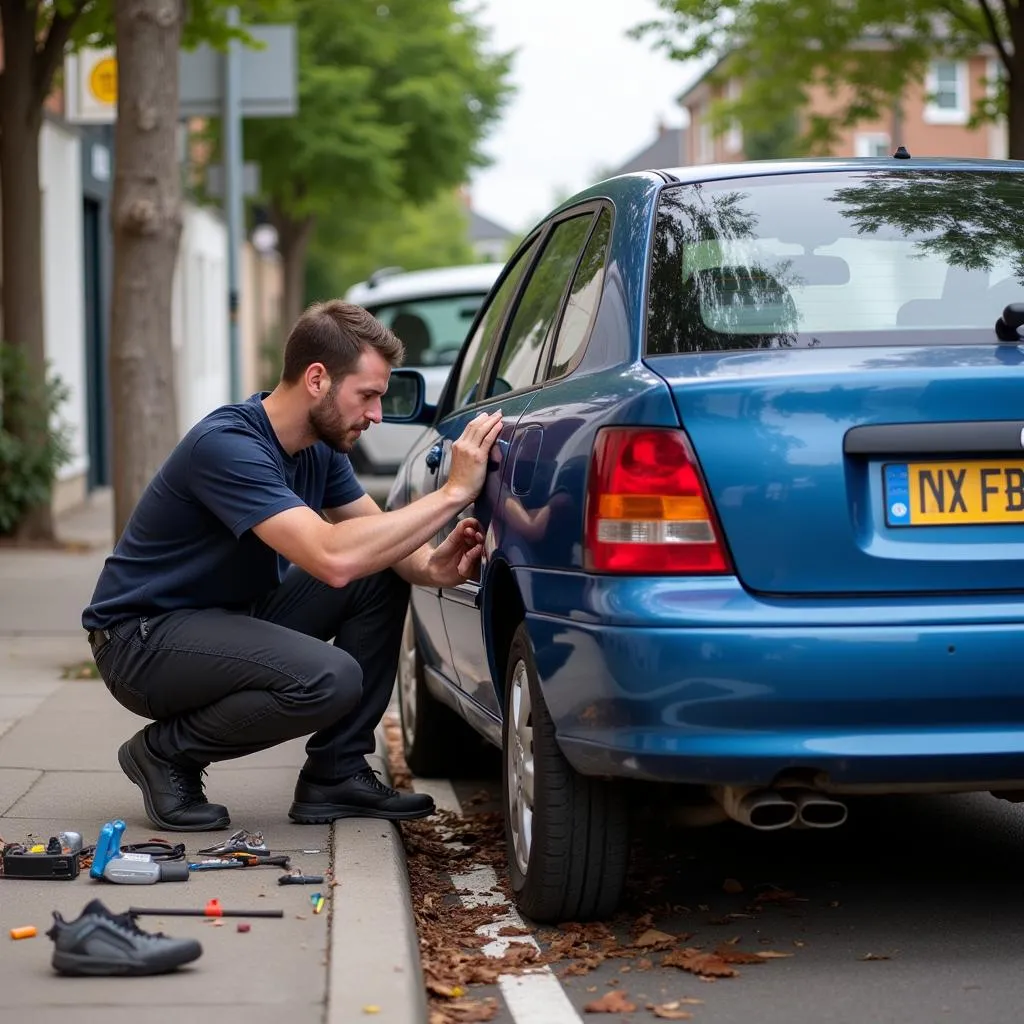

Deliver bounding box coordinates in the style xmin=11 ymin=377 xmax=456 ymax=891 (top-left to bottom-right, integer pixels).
xmin=382 ymin=369 xmax=436 ymax=424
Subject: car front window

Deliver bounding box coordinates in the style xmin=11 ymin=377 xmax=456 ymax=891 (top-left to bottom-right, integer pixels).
xmin=367 ymin=293 xmax=489 ymax=368
xmin=646 ymin=170 xmax=1024 ymax=354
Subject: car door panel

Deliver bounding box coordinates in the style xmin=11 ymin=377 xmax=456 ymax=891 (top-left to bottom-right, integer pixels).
xmin=439 ymin=208 xmax=603 ymax=718
xmin=435 ymin=392 xmax=540 ymax=717
xmin=388 ymin=426 xmax=460 ymax=692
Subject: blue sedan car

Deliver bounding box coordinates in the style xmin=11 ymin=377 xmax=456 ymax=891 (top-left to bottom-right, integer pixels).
xmin=382 ymin=156 xmax=1024 ymax=923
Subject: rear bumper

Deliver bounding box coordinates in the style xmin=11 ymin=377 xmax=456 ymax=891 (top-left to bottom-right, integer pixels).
xmin=515 ymin=569 xmax=1024 ymax=789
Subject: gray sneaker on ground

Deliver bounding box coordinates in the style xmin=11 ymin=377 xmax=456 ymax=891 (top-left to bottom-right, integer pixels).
xmin=46 ymin=899 xmax=203 ymax=976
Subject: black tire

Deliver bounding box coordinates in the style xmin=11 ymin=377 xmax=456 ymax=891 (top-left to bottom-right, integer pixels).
xmin=502 ymin=622 xmax=629 ymax=923
xmin=397 ymin=608 xmax=487 ymax=778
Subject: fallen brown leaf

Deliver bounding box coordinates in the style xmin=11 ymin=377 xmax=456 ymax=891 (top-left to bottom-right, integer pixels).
xmin=631 ymin=913 xmax=656 ymax=934
xmin=584 ymin=990 xmax=638 ymax=1014
xmin=428 ymin=999 xmax=499 ymax=1024
xmin=756 ymin=951 xmax=795 ymax=959
xmin=647 ymin=1002 xmax=694 ymax=1021
xmin=713 ymin=945 xmax=768 ymax=965
xmin=427 ymin=981 xmax=467 ymax=998
xmin=635 ymin=958 xmax=653 ymax=971
xmin=860 ymin=953 xmax=891 ymax=961
xmin=722 ymin=878 xmax=744 ymax=894
xmin=752 ymin=888 xmax=805 ymax=904
xmin=663 ymin=948 xmax=738 ymax=978
xmin=633 ymin=928 xmax=677 ymax=949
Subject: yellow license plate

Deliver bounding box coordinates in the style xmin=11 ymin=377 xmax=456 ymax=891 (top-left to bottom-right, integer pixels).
xmin=883 ymin=460 xmax=1024 ymax=526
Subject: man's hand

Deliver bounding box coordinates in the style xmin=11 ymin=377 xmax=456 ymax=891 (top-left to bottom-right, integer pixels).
xmin=442 ymin=410 xmax=503 ymax=507
xmin=426 ymin=517 xmax=485 ymax=587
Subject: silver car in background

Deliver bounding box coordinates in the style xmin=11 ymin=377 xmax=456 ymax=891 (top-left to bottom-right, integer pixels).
xmin=345 ymin=263 xmax=504 ymax=475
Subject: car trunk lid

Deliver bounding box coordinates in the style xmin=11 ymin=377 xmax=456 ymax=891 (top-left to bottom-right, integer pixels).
xmin=650 ymin=346 xmax=1024 ymax=595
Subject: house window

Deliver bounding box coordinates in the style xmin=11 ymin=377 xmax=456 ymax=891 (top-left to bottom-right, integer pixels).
xmin=924 ymin=60 xmax=968 ymax=125
xmin=725 ymin=79 xmax=743 ymax=154
xmin=854 ymin=132 xmax=891 ymax=158
xmin=987 ymin=57 xmax=1008 ymax=158
xmin=697 ymin=109 xmax=714 ymax=163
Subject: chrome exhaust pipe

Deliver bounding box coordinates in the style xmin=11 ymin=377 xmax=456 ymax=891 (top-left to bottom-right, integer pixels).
xmin=791 ymin=789 xmax=848 ymax=829
xmin=712 ymin=786 xmax=798 ymax=831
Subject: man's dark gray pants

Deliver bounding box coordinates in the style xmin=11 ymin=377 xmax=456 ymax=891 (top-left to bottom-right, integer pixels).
xmin=91 ymin=567 xmax=409 ymax=782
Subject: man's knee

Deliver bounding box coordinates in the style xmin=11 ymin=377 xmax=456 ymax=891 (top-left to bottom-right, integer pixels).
xmin=304 ymin=648 xmax=363 ymax=719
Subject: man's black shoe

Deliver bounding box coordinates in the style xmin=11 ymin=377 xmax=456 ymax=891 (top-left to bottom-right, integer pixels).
xmin=117 ymin=730 xmax=230 ymax=832
xmin=47 ymin=899 xmax=202 ymax=976
xmin=288 ymin=767 xmax=435 ymax=823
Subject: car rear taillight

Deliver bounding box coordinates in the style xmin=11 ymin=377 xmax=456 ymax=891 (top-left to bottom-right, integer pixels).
xmin=584 ymin=427 xmax=731 ymax=574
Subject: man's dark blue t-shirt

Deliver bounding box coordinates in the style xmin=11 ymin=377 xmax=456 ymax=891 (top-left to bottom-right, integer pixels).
xmin=83 ymin=393 xmax=364 ymax=631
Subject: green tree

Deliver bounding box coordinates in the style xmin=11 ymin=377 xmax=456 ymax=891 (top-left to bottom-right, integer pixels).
xmin=0 ymin=0 xmax=276 ymax=541
xmin=305 ymin=188 xmax=478 ymax=304
xmin=240 ymin=0 xmax=513 ymax=332
xmin=829 ymin=169 xmax=1024 ymax=281
xmin=633 ymin=1 xmax=1024 ymax=159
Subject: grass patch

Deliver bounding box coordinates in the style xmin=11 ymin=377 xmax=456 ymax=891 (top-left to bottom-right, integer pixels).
xmin=61 ymin=660 xmax=99 ymax=680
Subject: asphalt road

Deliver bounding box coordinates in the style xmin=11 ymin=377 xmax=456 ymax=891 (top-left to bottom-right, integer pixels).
xmin=432 ymin=777 xmax=1024 ymax=1024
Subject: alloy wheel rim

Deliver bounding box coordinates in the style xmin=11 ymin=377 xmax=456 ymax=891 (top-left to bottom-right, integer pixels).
xmin=506 ymin=659 xmax=535 ymax=876
xmin=398 ymin=610 xmax=418 ymax=749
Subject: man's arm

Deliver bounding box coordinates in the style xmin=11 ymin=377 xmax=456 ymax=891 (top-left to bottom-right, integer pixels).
xmin=323 ymin=494 xmax=436 ymax=586
xmin=252 ymin=411 xmax=502 ymax=588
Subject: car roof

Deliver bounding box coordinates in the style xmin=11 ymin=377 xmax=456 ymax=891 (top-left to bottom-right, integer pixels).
xmin=345 ymin=263 xmax=504 ymax=306
xmin=547 ymin=156 xmax=1024 ymax=215
xmin=657 ymin=155 xmax=1024 ymax=184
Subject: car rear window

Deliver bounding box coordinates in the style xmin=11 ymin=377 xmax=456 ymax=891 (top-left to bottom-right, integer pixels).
xmin=645 ymin=169 xmax=1024 ymax=354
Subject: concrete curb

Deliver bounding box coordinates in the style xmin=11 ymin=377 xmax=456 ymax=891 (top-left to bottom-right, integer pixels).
xmin=326 ymin=730 xmax=428 ymax=1024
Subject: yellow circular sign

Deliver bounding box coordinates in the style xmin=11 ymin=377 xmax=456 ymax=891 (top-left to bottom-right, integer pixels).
xmin=88 ymin=58 xmax=117 ymax=105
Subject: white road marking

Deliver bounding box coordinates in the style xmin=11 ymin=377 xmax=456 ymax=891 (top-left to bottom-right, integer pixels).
xmin=499 ymin=973 xmax=582 ymax=1023
xmin=451 ymin=863 xmax=583 ymax=1024
xmin=410 ymin=773 xmax=584 ymax=1023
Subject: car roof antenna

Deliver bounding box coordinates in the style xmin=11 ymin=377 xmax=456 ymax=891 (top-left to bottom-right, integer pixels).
xmin=893 ymin=145 xmax=911 ymax=159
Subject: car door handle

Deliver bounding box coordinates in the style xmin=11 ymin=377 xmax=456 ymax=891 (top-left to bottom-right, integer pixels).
xmin=425 ymin=443 xmax=443 ymax=474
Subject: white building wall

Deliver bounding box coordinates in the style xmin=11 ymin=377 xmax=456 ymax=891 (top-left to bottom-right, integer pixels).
xmin=172 ymin=203 xmax=229 ymax=431
xmin=40 ymin=118 xmax=88 ymax=490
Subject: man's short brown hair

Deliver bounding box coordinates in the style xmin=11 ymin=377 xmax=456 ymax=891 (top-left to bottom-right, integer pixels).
xmin=281 ymin=300 xmax=405 ymax=384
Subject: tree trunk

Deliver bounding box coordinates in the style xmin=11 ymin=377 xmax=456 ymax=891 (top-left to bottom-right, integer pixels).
xmin=1007 ymin=8 xmax=1024 ymax=160
xmin=110 ymin=0 xmax=184 ymax=539
xmin=0 ymin=9 xmax=53 ymax=542
xmin=1008 ymin=82 xmax=1024 ymax=159
xmin=273 ymin=210 xmax=315 ymax=333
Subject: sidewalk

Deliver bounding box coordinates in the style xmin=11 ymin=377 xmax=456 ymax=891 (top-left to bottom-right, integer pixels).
xmin=0 ymin=490 xmax=426 ymax=1023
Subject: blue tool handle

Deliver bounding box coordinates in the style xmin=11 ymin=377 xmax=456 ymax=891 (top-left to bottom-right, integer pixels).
xmin=89 ymin=822 xmax=113 ymax=879
xmin=89 ymin=819 xmax=128 ymax=879
xmin=110 ymin=819 xmax=126 ymax=859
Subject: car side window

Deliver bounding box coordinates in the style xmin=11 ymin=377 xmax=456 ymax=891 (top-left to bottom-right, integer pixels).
xmin=451 ymin=238 xmax=539 ymax=409
xmin=546 ymin=209 xmax=611 ymax=380
xmin=486 ymin=214 xmax=594 ymax=399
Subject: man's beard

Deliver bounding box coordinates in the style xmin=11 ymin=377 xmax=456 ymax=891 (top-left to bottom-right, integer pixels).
xmin=308 ymin=386 xmax=364 ymax=453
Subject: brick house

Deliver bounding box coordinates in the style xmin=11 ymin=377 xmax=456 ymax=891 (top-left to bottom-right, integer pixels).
xmin=680 ymin=50 xmax=1008 ymax=165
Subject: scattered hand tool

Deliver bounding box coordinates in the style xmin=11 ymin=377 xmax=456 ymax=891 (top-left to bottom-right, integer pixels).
xmin=278 ymin=872 xmax=324 ymax=885
xmin=88 ymin=820 xmax=126 ymax=879
xmin=189 ymin=851 xmax=290 ymax=871
xmin=103 ymin=856 xmax=189 ymax=885
xmin=196 ymin=830 xmax=268 ymax=857
xmin=129 ymin=899 xmax=284 ymax=919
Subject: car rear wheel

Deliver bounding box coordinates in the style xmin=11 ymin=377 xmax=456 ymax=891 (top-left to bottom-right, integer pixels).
xmin=397 ymin=607 xmax=485 ymax=778
xmin=502 ymin=622 xmax=629 ymax=923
